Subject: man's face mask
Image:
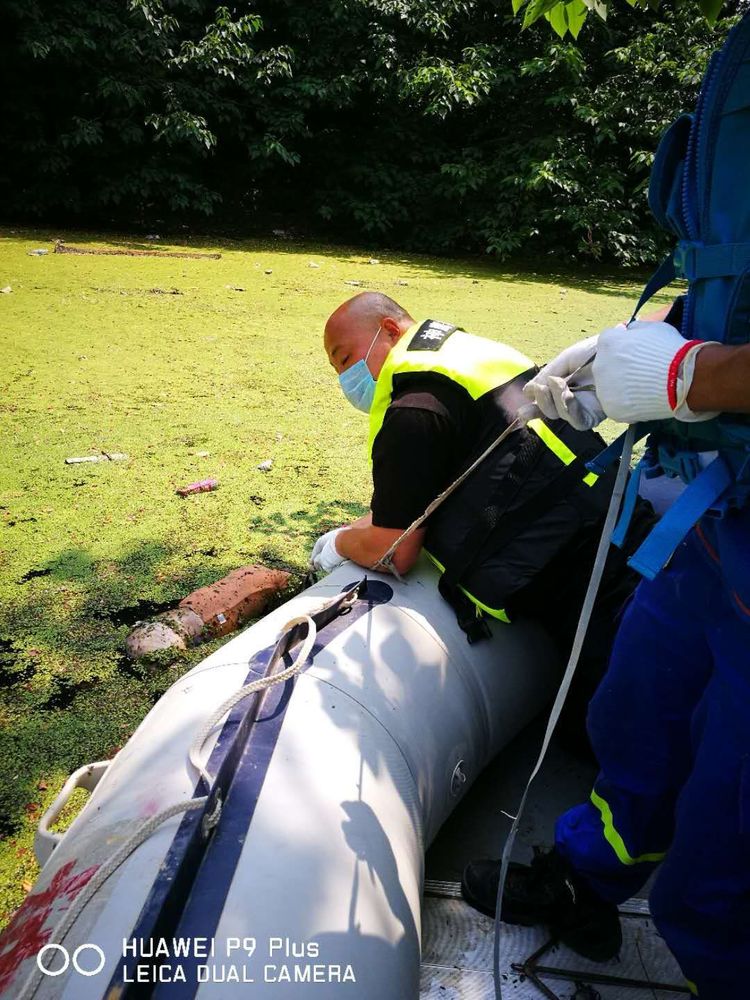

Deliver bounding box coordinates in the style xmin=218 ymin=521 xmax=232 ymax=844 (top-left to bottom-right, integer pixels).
xmin=339 ymin=325 xmax=381 ymax=413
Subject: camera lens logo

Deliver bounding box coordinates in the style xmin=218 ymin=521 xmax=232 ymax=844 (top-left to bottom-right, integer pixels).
xmin=36 ymin=943 xmax=105 ymax=977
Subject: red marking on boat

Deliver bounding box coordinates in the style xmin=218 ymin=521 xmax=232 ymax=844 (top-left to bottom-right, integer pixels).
xmin=0 ymin=859 xmax=99 ymax=992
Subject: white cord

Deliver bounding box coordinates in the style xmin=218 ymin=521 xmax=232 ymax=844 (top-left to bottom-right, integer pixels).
xmin=188 ymin=615 xmax=317 ymax=791
xmin=493 ymin=423 xmax=635 ymax=999
xmin=17 ymin=612 xmax=319 ymax=999
xmin=16 ymin=796 xmax=206 ymax=1000
xmin=372 ymin=370 xmax=596 ymax=577
xmin=373 ymin=415 xmax=528 ymax=576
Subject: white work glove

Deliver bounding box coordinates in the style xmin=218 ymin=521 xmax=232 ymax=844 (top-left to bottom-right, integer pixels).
xmin=593 ymin=321 xmax=720 ymax=424
xmin=310 ymin=527 xmax=346 ymax=573
xmin=522 ymin=336 xmax=605 ymax=431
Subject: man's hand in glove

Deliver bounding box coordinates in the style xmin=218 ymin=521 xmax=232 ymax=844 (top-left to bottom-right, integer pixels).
xmin=522 ymin=335 xmax=604 ymax=431
xmin=524 ymin=322 xmax=720 ymax=429
xmin=309 ymin=527 xmax=346 ymax=573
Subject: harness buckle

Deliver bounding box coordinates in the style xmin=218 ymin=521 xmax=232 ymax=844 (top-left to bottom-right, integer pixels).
xmin=656 ymin=443 xmax=706 ymax=484
xmin=673 ymin=240 xmax=700 ymax=281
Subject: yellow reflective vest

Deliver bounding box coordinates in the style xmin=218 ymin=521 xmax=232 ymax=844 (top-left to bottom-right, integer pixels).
xmin=368 ymin=320 xmax=614 ymax=638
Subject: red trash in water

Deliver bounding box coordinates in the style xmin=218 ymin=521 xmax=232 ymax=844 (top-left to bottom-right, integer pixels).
xmin=176 ymin=478 xmax=218 ymax=497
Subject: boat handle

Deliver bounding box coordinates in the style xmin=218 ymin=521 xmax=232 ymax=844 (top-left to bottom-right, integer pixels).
xmin=34 ymin=761 xmax=110 ymax=867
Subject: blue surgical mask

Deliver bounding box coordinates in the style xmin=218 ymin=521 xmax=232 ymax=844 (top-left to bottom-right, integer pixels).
xmin=339 ymin=326 xmax=381 ymax=413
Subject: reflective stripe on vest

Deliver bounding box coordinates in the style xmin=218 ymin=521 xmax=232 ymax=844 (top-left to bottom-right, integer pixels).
xmin=367 ymin=321 xmax=600 ymax=620
xmin=368 ymin=322 xmax=598 ymax=480
xmin=368 ymin=323 xmax=532 ymax=456
xmin=528 ymin=417 xmax=599 ymax=488
xmin=422 ymin=549 xmax=511 ymax=623
xmin=590 ymin=789 xmax=667 ymax=867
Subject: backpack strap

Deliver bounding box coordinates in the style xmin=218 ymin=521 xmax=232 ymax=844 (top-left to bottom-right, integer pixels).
xmin=436 ymin=578 xmax=492 ymax=645
xmin=627 ymin=455 xmax=733 ymax=579
xmin=580 ymin=424 xmax=657 ymax=553
xmin=611 ymin=456 xmax=646 ymax=550
xmin=630 ymin=253 xmax=677 ymax=322
xmin=586 ymin=423 xmax=655 ymax=477
xmin=673 ymin=240 xmax=750 ymax=280
xmin=437 ymin=439 xmax=593 ymax=642
xmin=628 ymin=240 xmax=750 ymax=325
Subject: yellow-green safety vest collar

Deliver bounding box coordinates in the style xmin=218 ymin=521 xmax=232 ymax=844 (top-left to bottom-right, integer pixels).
xmin=367 ymin=322 xmax=534 ymax=458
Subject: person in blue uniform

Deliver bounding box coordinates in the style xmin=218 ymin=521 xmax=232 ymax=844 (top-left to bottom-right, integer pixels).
xmin=462 ymin=316 xmax=750 ymax=998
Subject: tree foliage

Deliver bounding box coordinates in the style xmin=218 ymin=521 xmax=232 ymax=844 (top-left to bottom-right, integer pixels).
xmin=0 ymin=1 xmax=738 ymax=265
xmin=514 ymin=0 xmax=730 ymax=42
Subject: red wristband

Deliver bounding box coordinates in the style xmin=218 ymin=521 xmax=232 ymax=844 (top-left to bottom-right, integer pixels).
xmin=667 ymin=340 xmax=703 ymax=411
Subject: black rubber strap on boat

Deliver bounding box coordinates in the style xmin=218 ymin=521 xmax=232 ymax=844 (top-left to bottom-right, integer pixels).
xmin=107 ymin=578 xmax=393 ymax=999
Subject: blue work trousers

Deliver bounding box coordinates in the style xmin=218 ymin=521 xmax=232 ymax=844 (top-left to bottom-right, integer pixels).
xmin=555 ymin=521 xmax=750 ymax=999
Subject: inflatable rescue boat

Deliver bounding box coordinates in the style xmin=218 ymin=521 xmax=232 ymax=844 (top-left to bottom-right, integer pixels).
xmin=0 ymin=557 xmax=559 ymax=999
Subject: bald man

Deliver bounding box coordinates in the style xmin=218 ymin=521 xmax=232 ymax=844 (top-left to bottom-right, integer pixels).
xmin=315 ymin=293 xmax=425 ymax=575
xmin=312 ymin=292 xmax=655 ymax=750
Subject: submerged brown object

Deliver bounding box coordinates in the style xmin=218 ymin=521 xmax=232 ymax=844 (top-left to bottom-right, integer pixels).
xmin=180 ymin=565 xmax=291 ymax=637
xmin=124 ymin=608 xmax=203 ymax=660
xmin=53 ymin=240 xmax=220 ymax=260
xmin=124 ymin=566 xmax=291 ymax=661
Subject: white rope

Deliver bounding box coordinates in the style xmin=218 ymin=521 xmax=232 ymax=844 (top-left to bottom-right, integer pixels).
xmin=16 ymin=796 xmax=207 ymax=1000
xmin=372 ymin=363 xmax=597 ymax=578
xmin=373 ymin=414 xmax=528 ymax=576
xmin=371 ymin=351 xmax=596 ymax=583
xmin=17 ymin=611 xmax=319 ymax=999
xmin=188 ymin=614 xmax=317 ymax=791
xmin=493 ymin=423 xmax=635 ymax=999
xmin=185 ymin=594 xmax=347 ymax=681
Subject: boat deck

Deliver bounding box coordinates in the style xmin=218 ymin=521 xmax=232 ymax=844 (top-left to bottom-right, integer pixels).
xmin=422 ymin=720 xmax=685 ymax=999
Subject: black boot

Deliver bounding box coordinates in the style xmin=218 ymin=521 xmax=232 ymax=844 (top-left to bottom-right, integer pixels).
xmin=461 ymin=848 xmax=622 ymax=962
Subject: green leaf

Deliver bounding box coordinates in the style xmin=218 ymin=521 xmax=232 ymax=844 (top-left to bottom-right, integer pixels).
xmin=581 ymin=0 xmax=607 ymax=19
xmin=698 ymin=0 xmax=723 ymax=24
xmin=565 ymin=0 xmax=588 ymax=37
xmin=522 ymin=0 xmax=564 ymax=29
xmin=511 ymin=0 xmax=528 ymax=15
xmin=546 ymin=5 xmax=569 ymax=38
xmin=542 ymin=0 xmax=588 ymax=36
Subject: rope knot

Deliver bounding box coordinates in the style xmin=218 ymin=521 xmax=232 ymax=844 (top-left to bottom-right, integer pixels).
xmin=202 ymin=795 xmax=222 ymax=838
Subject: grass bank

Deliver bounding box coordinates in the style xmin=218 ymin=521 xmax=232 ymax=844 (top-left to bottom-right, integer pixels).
xmin=0 ymin=227 xmax=670 ymax=924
